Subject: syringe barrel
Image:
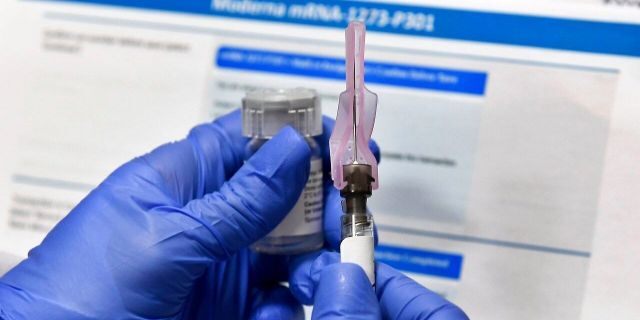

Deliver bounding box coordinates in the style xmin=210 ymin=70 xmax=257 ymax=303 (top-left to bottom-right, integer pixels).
xmin=340 ymin=213 xmax=376 ymax=285
xmin=341 ymin=214 xmax=374 ymax=238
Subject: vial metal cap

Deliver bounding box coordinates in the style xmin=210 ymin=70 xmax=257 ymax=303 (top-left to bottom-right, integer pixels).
xmin=242 ymin=88 xmax=322 ymax=138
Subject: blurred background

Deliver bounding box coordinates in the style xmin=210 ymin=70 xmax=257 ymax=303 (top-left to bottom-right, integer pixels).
xmin=1 ymin=0 xmax=639 ymax=318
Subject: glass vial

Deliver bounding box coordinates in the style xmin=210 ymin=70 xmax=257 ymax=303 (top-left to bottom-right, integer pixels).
xmin=242 ymin=88 xmax=324 ymax=255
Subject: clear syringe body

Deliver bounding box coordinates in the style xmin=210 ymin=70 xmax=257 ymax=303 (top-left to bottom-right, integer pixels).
xmin=340 ymin=212 xmax=375 ymax=285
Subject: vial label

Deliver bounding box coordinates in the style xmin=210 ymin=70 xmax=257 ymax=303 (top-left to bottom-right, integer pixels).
xmin=268 ymin=159 xmax=323 ymax=237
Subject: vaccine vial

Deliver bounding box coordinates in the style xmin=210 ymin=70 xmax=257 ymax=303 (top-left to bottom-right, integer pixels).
xmin=242 ymin=88 xmax=324 ymax=255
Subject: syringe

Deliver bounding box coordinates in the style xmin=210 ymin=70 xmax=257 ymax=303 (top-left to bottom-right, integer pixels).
xmin=329 ymin=21 xmax=379 ymax=285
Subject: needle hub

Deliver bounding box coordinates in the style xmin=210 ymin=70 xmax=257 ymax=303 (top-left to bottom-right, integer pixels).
xmin=341 ymin=164 xmax=374 ymax=215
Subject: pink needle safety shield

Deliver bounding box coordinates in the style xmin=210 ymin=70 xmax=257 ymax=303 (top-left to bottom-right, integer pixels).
xmin=329 ymin=21 xmax=379 ymax=190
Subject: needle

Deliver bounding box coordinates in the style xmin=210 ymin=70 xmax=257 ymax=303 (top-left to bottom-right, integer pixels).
xmin=352 ymin=51 xmax=358 ymax=164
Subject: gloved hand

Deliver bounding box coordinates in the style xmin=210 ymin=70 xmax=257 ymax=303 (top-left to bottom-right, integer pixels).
xmin=0 ymin=109 xmax=468 ymax=320
xmin=0 ymin=110 xmax=314 ymax=319
xmin=289 ymin=252 xmax=469 ymax=320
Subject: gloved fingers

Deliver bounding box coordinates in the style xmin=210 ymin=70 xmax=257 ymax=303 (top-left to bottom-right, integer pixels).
xmin=288 ymin=251 xmax=340 ymax=305
xmin=181 ymin=126 xmax=311 ymax=260
xmin=187 ymin=109 xmax=248 ymax=181
xmin=311 ymin=263 xmax=381 ymax=320
xmin=376 ymin=263 xmax=469 ymax=320
xmin=322 ymin=185 xmax=343 ymax=250
xmin=249 ymin=285 xmax=305 ymax=320
xmin=317 ymin=116 xmax=380 ymax=183
xmin=136 ymin=110 xmax=247 ymax=206
xmin=317 ymin=116 xmax=335 ymax=180
xmin=288 ymin=253 xmax=468 ymax=319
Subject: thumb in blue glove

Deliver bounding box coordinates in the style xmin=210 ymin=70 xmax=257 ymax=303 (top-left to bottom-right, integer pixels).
xmin=0 ymin=111 xmax=309 ymax=319
xmin=311 ymin=263 xmax=381 ymax=320
xmin=288 ymin=251 xmax=469 ymax=320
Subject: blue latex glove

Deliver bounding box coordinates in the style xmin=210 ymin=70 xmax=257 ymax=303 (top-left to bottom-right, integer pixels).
xmin=289 ymin=252 xmax=469 ymax=320
xmin=0 ymin=110 xmax=314 ymax=319
xmin=0 ymin=109 xmax=467 ymax=320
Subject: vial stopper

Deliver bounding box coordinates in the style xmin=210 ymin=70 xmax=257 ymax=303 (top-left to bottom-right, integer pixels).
xmin=242 ymin=88 xmax=322 ymax=138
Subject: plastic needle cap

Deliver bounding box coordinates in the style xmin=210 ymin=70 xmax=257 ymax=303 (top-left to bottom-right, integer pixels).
xmin=329 ymin=21 xmax=379 ymax=190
